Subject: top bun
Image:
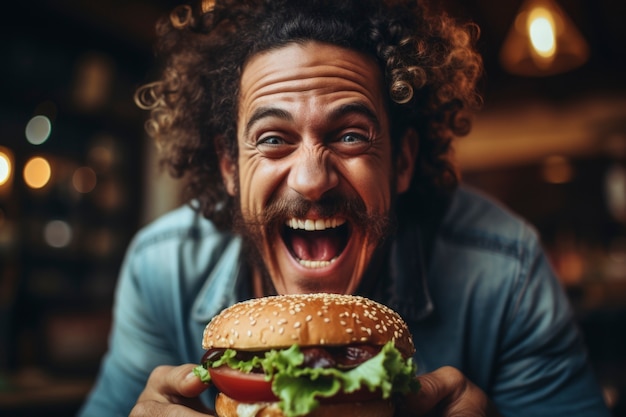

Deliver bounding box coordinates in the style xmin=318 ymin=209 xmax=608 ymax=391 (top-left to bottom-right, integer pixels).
xmin=202 ymin=293 xmax=415 ymax=358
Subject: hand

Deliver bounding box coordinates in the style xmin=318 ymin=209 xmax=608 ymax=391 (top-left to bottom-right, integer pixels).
xmin=129 ymin=363 xmax=214 ymax=416
xmin=397 ymin=366 xmax=501 ymax=417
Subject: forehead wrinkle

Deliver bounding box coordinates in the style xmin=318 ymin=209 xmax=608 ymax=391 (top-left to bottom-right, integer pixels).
xmin=240 ymin=53 xmax=383 ymax=101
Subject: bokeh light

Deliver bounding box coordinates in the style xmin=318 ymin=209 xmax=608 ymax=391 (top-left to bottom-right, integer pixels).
xmin=88 ymin=135 xmax=117 ymax=172
xmin=72 ymin=166 xmax=98 ymax=193
xmin=542 ymin=155 xmax=574 ymax=184
xmin=25 ymin=115 xmax=52 ymax=145
xmin=0 ymin=151 xmax=11 ymax=186
xmin=88 ymin=145 xmax=114 ymax=172
xmin=44 ymin=220 xmax=72 ymax=248
xmin=24 ymin=156 xmax=52 ymax=189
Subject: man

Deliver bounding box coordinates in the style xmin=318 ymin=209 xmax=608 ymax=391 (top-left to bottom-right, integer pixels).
xmin=79 ymin=0 xmax=610 ymax=416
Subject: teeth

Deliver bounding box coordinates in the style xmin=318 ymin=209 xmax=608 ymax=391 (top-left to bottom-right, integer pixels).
xmin=284 ymin=218 xmax=346 ymax=268
xmin=298 ymin=257 xmax=338 ymax=269
xmin=285 ymin=217 xmax=346 ymax=231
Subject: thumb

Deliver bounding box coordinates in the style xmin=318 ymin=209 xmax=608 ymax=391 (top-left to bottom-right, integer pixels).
xmin=178 ymin=364 xmax=212 ymax=398
xmin=142 ymin=363 xmax=209 ymax=399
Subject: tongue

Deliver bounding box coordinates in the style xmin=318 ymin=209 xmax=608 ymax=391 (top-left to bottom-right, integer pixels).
xmin=290 ymin=229 xmax=342 ymax=262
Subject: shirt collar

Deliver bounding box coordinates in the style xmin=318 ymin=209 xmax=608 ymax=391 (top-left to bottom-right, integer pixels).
xmin=191 ymin=237 xmax=245 ymax=323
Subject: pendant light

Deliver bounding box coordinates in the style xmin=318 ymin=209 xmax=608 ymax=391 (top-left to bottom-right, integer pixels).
xmin=499 ymin=0 xmax=589 ymax=76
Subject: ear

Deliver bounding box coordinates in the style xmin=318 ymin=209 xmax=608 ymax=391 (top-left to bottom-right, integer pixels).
xmin=395 ymin=128 xmax=419 ymax=194
xmin=217 ymin=139 xmax=237 ymax=196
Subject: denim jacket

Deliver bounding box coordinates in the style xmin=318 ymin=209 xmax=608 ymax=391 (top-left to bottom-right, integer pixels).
xmin=78 ymin=186 xmax=610 ymax=417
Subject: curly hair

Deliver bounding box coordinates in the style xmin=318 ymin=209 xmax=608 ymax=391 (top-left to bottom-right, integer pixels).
xmin=135 ymin=0 xmax=483 ymax=229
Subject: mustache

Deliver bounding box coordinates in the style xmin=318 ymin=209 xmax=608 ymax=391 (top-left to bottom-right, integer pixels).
xmin=262 ymin=195 xmax=367 ymax=222
xmin=262 ymin=193 xmax=368 ymax=226
xmin=234 ymin=192 xmax=395 ymax=242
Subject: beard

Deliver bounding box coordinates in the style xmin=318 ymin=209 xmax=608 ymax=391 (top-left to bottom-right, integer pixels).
xmin=231 ymin=190 xmax=397 ymax=295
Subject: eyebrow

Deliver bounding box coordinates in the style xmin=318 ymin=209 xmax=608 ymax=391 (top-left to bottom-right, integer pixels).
xmin=244 ymin=107 xmax=293 ymax=138
xmin=327 ymin=102 xmax=381 ymax=131
xmin=243 ymin=101 xmax=381 ymax=138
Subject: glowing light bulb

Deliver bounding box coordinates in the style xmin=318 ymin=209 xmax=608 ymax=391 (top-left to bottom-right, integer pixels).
xmin=528 ymin=7 xmax=556 ymax=58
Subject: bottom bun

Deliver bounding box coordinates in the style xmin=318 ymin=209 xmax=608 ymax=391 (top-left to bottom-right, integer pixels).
xmin=215 ymin=392 xmax=395 ymax=417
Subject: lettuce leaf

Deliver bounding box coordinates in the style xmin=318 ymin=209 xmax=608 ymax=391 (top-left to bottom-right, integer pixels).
xmin=194 ymin=341 xmax=419 ymax=417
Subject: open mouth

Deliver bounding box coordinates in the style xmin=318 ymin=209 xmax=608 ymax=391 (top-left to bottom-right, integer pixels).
xmin=281 ymin=218 xmax=350 ymax=269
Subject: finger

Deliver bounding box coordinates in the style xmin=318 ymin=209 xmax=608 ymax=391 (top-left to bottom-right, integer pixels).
xmin=400 ymin=366 xmax=489 ymax=416
xmin=140 ymin=364 xmax=209 ymax=401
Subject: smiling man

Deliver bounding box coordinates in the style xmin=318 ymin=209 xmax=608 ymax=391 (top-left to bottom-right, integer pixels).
xmin=78 ymin=0 xmax=610 ymax=416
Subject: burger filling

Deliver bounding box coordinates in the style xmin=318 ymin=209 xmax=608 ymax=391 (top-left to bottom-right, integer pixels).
xmin=202 ymin=344 xmax=379 ymax=373
xmin=195 ymin=341 xmax=419 ymax=417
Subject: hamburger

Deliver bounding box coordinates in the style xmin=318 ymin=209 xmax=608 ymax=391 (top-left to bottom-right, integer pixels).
xmin=194 ymin=293 xmax=419 ymax=417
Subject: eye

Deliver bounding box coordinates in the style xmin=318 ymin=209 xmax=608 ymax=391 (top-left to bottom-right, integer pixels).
xmin=255 ymin=134 xmax=294 ymax=158
xmin=257 ymin=135 xmax=284 ymax=146
xmin=340 ymin=133 xmax=368 ymax=144
xmin=332 ymin=132 xmax=372 ymax=155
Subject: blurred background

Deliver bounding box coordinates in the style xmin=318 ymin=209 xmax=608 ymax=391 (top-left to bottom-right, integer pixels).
xmin=0 ymin=0 xmax=624 ymax=415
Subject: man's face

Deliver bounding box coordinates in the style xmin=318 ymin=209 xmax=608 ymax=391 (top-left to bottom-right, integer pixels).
xmin=221 ymin=41 xmax=416 ymax=295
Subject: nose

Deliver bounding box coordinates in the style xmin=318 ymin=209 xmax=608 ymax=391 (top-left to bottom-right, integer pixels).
xmin=287 ymin=146 xmax=339 ymax=201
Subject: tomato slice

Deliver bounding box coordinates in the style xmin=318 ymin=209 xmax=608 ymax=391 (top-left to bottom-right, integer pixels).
xmin=209 ymin=366 xmax=382 ymax=404
xmin=209 ymin=366 xmax=278 ymax=402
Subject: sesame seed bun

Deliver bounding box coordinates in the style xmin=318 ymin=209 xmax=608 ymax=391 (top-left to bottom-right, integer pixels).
xmin=202 ymin=293 xmax=415 ymax=358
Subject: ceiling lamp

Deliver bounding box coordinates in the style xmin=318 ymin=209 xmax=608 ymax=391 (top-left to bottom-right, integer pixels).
xmin=499 ymin=0 xmax=590 ymax=76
